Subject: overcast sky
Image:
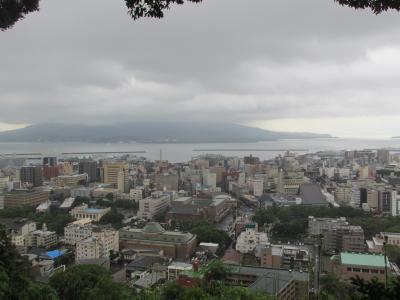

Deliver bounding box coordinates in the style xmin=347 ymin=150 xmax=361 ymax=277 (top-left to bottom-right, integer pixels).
xmin=1 ymin=0 xmax=400 ymax=138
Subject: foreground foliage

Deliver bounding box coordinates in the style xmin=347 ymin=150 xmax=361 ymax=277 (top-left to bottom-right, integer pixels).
xmin=0 ymin=225 xmax=58 ymax=300
xmin=319 ymin=272 xmax=400 ymax=300
xmin=2 ymin=0 xmax=400 ymax=30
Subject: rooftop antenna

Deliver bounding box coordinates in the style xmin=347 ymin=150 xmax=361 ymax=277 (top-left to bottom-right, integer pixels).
xmin=160 ymin=149 xmax=162 ymax=161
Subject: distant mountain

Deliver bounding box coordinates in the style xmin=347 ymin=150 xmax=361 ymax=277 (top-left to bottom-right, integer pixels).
xmin=0 ymin=122 xmax=332 ymax=143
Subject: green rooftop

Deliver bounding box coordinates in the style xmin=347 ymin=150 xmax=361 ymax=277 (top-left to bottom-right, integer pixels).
xmin=340 ymin=252 xmax=389 ymax=268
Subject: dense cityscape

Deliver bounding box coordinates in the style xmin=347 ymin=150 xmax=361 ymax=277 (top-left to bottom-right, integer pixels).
xmin=1 ymin=147 xmax=400 ymax=299
xmin=3 ymin=0 xmax=400 ymax=299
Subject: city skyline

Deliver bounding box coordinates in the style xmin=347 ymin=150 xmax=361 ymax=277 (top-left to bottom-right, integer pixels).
xmin=2 ymin=0 xmax=400 ymax=138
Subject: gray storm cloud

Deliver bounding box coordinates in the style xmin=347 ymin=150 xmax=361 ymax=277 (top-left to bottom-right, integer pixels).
xmin=1 ymin=0 xmax=400 ymax=126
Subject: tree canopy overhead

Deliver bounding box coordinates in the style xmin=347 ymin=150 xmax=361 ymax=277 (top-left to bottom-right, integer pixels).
xmin=0 ymin=0 xmax=39 ymax=30
xmin=1 ymin=0 xmax=400 ymax=31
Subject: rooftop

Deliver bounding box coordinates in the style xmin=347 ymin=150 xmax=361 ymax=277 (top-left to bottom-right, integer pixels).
xmin=120 ymin=223 xmax=195 ymax=244
xmin=0 ymin=218 xmax=35 ymax=231
xmin=142 ymin=222 xmax=165 ymax=234
xmin=298 ymin=183 xmax=328 ymax=205
xmin=340 ymin=252 xmax=389 ymax=268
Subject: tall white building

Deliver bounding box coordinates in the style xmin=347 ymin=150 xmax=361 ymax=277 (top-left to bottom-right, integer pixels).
xmin=0 ymin=176 xmax=9 ymax=191
xmin=238 ymin=172 xmax=246 ymax=186
xmin=64 ymin=218 xmax=93 ymax=245
xmin=236 ymin=224 xmax=268 ymax=254
xmin=204 ymin=172 xmax=217 ymax=189
xmin=130 ymin=188 xmax=143 ymax=203
xmin=75 ymin=228 xmax=119 ymax=261
xmin=138 ymin=191 xmax=170 ymax=220
xmin=252 ymin=179 xmax=264 ymax=197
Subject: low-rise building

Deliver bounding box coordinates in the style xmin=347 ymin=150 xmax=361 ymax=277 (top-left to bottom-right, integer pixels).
xmin=236 ymin=224 xmax=268 ymax=254
xmin=168 ymin=261 xmax=193 ymax=280
xmin=259 ymin=244 xmax=310 ymax=271
xmin=119 ymin=222 xmax=197 ymax=260
xmin=367 ymin=232 xmax=400 ymax=253
xmin=0 ymin=218 xmax=57 ymax=249
xmin=56 ymin=173 xmax=88 ymax=187
xmin=4 ymin=190 xmax=49 ymax=208
xmin=69 ymin=204 xmax=111 ymax=222
xmin=70 ymin=187 xmax=92 ymax=198
xmin=138 ymin=191 xmax=170 ymax=220
xmin=225 ymin=264 xmax=309 ymax=300
xmin=0 ymin=218 xmax=36 ymax=246
xmin=166 ymin=194 xmax=232 ymax=223
xmin=308 ymin=216 xmax=349 ymax=236
xmin=30 ymin=224 xmax=58 ymax=249
xmin=331 ymin=252 xmax=390 ymax=282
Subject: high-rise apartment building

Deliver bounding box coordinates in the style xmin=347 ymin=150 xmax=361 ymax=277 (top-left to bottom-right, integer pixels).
xmin=377 ymin=149 xmax=390 ymax=165
xmin=102 ymin=162 xmax=129 ymax=192
xmin=79 ymin=160 xmax=98 ymax=183
xmin=20 ymin=166 xmax=43 ymax=187
xmin=43 ymin=157 xmax=57 ymax=166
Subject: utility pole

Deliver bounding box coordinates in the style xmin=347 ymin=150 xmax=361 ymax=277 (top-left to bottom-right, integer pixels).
xmin=384 ymin=235 xmax=388 ymax=288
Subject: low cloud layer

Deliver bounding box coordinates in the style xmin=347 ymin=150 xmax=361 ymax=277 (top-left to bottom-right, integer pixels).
xmin=1 ymin=0 xmax=400 ymax=137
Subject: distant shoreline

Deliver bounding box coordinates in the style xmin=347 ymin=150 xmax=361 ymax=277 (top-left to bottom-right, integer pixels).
xmin=0 ymin=137 xmax=337 ymax=144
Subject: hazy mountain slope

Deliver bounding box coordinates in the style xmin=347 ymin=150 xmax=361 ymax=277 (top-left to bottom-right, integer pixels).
xmin=0 ymin=123 xmax=332 ymax=143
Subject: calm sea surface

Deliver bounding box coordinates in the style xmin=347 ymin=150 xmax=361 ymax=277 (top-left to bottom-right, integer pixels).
xmin=1 ymin=139 xmax=400 ymax=162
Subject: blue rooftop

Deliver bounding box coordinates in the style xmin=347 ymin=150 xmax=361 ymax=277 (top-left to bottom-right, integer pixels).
xmin=46 ymin=250 xmax=65 ymax=259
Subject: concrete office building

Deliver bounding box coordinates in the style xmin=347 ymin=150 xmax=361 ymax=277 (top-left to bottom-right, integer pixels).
xmin=30 ymin=224 xmax=58 ymax=249
xmin=236 ymin=224 xmax=268 ymax=254
xmin=203 ymin=172 xmax=217 ymax=189
xmin=79 ymin=160 xmax=98 ymax=182
xmin=70 ymin=187 xmax=92 ymax=198
xmin=331 ymin=252 xmax=390 ymax=282
xmin=119 ymin=222 xmax=197 ymax=260
xmin=56 ymin=173 xmax=88 ymax=187
xmin=308 ymin=216 xmax=349 ymax=236
xmin=0 ymin=219 xmax=56 ymax=249
xmin=155 ymin=173 xmax=179 ymax=191
xmin=102 ymin=162 xmax=129 ymax=192
xmin=225 ymin=264 xmax=309 ymax=300
xmin=76 ymin=227 xmax=119 ymax=262
xmin=260 ymin=244 xmax=310 ymax=271
xmin=166 ymin=194 xmax=232 ymax=223
xmin=377 ymin=149 xmax=390 ymax=165
xmin=64 ymin=218 xmax=93 ymax=245
xmin=20 ymin=166 xmax=43 ymax=187
xmin=138 ymin=191 xmax=170 ymax=220
xmin=252 ymin=178 xmax=264 ymax=197
xmin=0 ymin=218 xmax=37 ymax=246
xmin=4 ymin=190 xmax=49 ymax=208
xmin=130 ymin=188 xmax=143 ymax=202
xmin=367 ymin=232 xmax=400 ymax=253
xmin=323 ymin=225 xmax=365 ymax=253
xmin=378 ymin=190 xmax=399 ymax=216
